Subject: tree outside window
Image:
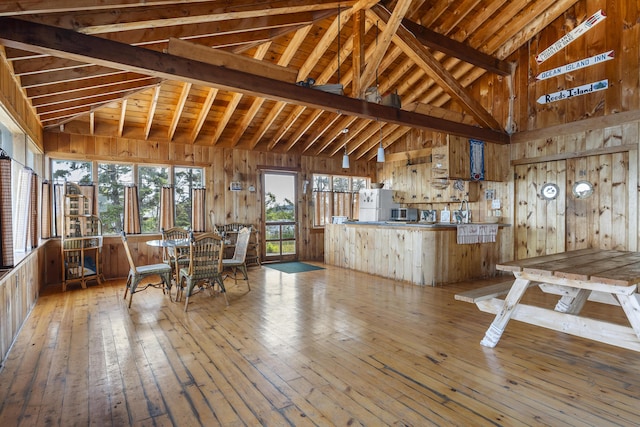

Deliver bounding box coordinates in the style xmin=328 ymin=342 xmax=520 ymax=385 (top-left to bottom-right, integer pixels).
xmin=174 ymin=167 xmax=203 ymax=228
xmin=51 ymin=160 xmax=92 ymax=183
xmin=98 ymin=163 xmax=133 ymax=234
xmin=139 ymin=166 xmax=169 ymax=233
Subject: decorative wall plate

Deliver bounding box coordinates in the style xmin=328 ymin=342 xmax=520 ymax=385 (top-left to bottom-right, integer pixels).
xmin=540 ymin=182 xmax=559 ymax=200
xmin=572 ymin=180 xmax=594 ymax=199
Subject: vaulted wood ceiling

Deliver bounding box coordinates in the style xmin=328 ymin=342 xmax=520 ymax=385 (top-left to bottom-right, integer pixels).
xmin=0 ymin=0 xmax=579 ymax=161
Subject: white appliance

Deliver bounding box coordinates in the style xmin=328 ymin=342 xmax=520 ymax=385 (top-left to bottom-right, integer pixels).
xmin=358 ymin=189 xmax=399 ymax=222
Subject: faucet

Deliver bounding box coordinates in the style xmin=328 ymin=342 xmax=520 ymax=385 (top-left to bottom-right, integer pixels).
xmin=460 ymin=200 xmax=471 ymax=223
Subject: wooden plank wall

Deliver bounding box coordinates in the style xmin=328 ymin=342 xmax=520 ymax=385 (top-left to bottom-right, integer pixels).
xmin=0 ymin=48 xmax=42 ymax=147
xmin=43 ymin=132 xmax=376 ymax=269
xmin=503 ymin=0 xmax=640 ymax=258
xmin=378 ymin=128 xmax=514 ymax=229
xmin=405 ymin=0 xmax=640 ymax=261
xmin=0 ymin=240 xmax=46 ymax=365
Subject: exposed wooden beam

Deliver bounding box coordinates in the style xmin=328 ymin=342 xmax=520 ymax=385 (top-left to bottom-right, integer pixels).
xmin=0 ymin=17 xmax=510 ymax=144
xmin=351 ymin=9 xmax=365 ymax=99
xmin=229 ymin=26 xmax=311 ymax=145
xmin=168 ymin=82 xmax=191 ymax=141
xmin=144 ymin=85 xmax=161 ymax=140
xmin=167 ymin=38 xmax=296 ymax=83
xmin=359 ymin=0 xmax=413 ymax=93
xmin=0 ymin=1 xmax=215 ymax=16
xmin=31 ymin=77 xmax=160 ymax=107
xmin=372 ymin=6 xmax=504 ymax=131
xmin=404 ymin=102 xmax=478 ymax=125
xmin=118 ymin=99 xmax=127 ymax=137
xmin=51 ymin=0 xmax=355 ymax=34
xmin=189 ymin=88 xmax=217 ymax=144
xmin=400 ymin=17 xmax=514 ymax=76
xmin=209 ymin=43 xmax=271 ymax=145
xmin=282 ymin=110 xmax=324 ymax=152
xmin=302 ymin=112 xmax=342 ymax=153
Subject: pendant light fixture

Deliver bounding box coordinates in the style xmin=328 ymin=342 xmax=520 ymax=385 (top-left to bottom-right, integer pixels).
xmin=377 ymin=122 xmax=385 ymax=163
xmin=341 ymin=128 xmax=349 ymax=168
xmin=342 ymin=147 xmax=350 ymax=169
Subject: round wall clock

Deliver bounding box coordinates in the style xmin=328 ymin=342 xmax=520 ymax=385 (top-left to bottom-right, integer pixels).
xmin=540 ymin=182 xmax=559 ymax=200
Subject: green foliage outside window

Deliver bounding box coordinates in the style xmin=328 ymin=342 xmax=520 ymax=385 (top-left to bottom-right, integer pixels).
xmin=139 ymin=166 xmax=169 ymax=233
xmin=174 ymin=167 xmax=203 ymax=228
xmin=98 ymin=163 xmax=132 ymax=234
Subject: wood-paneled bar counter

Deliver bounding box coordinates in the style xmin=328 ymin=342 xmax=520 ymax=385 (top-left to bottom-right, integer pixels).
xmin=324 ymin=222 xmax=513 ymax=286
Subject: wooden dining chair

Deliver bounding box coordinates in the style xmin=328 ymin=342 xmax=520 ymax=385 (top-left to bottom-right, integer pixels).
xmin=177 ymin=232 xmax=226 ymax=311
xmin=161 ymin=226 xmax=189 ymax=260
xmin=222 ymin=227 xmax=251 ymax=291
xmin=120 ymin=231 xmax=173 ymax=308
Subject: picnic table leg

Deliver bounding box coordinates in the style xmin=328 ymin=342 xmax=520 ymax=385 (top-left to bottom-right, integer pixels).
xmin=554 ymin=288 xmax=591 ymax=314
xmin=480 ymin=277 xmax=531 ymax=348
xmin=616 ymin=293 xmax=640 ymax=339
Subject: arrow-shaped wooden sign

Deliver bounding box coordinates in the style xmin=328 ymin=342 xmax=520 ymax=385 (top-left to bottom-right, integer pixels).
xmin=537 ymin=79 xmax=608 ymax=104
xmin=536 ymin=50 xmax=614 ymax=81
xmin=535 ymin=10 xmax=606 ymax=64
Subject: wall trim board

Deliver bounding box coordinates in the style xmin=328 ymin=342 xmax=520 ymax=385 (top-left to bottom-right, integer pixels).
xmin=511 ymin=110 xmax=640 ymax=144
xmin=511 ymin=144 xmax=637 ymax=166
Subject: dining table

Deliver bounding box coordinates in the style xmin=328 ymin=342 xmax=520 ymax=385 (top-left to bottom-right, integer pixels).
xmin=459 ymin=248 xmax=640 ymax=351
xmin=146 ymin=238 xmax=191 ymax=283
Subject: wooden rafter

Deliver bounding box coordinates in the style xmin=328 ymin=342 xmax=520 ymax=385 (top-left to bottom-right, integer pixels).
xmin=372 ymin=6 xmax=504 ymax=131
xmin=209 ymin=43 xmax=271 ymax=145
xmin=168 ymin=82 xmax=191 ymax=141
xmin=230 ymin=26 xmax=311 ymax=146
xmin=359 ymin=0 xmax=412 ymax=95
xmin=143 ymin=85 xmax=160 ymax=139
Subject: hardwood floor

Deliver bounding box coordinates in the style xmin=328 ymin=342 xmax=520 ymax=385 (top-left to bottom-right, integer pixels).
xmin=0 ymin=263 xmax=639 ymax=426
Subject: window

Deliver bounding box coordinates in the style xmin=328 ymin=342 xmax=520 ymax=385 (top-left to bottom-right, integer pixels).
xmin=50 ymin=159 xmax=204 ymax=235
xmin=51 ymin=160 xmax=92 ymax=184
xmin=174 ymin=167 xmax=203 ymax=228
xmin=98 ymin=162 xmax=133 ymax=234
xmin=312 ymin=174 xmax=367 ymax=227
xmin=138 ymin=166 xmax=169 ymax=233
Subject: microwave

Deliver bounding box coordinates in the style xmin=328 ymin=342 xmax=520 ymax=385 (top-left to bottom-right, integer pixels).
xmin=390 ymin=208 xmax=419 ymax=221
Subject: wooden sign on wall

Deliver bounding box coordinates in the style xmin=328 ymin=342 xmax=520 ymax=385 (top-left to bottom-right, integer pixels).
xmin=536 ymin=51 xmax=614 ymax=81
xmin=535 ymin=9 xmax=606 ymax=64
xmin=537 ymin=79 xmax=608 ymax=104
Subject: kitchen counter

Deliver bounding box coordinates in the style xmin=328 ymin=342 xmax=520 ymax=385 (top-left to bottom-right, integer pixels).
xmin=324 ymin=222 xmax=513 ymax=286
xmin=344 ymin=221 xmax=510 ymax=228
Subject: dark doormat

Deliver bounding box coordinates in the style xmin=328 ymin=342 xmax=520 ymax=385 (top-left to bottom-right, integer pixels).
xmin=265 ymin=262 xmax=325 ymax=274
